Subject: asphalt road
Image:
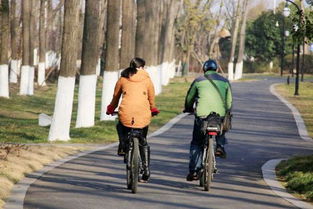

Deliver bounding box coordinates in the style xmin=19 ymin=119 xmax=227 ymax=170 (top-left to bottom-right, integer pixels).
xmin=23 ymin=77 xmax=313 ymax=209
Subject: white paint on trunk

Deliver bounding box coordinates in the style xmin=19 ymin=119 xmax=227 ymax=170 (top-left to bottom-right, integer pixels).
xmin=38 ymin=62 xmax=46 ymax=86
xmin=20 ymin=65 xmax=30 ymax=95
xmin=76 ymin=74 xmax=97 ymax=128
xmin=161 ymin=62 xmax=169 ymax=86
xmin=100 ymin=71 xmax=119 ymax=121
xmin=0 ymin=65 xmax=9 ymax=98
xmin=234 ymin=61 xmax=243 ymax=80
xmin=269 ymin=61 xmax=273 ymax=70
xmin=45 ymin=51 xmax=58 ymax=69
xmin=154 ymin=65 xmax=162 ymax=95
xmin=48 ymin=76 xmax=76 ymax=141
xmin=176 ymin=61 xmax=183 ymax=77
xmin=33 ymin=48 xmax=39 ymax=66
xmin=96 ymin=58 xmax=101 ymax=76
xmin=28 ymin=67 xmax=34 ymax=95
xmin=228 ymin=62 xmax=234 ymax=81
xmin=76 ymin=60 xmax=81 ymax=70
xmin=169 ymin=60 xmax=176 ymax=79
xmin=9 ymin=60 xmax=20 ymax=83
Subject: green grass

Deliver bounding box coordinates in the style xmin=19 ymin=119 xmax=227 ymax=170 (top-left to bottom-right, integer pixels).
xmin=276 ymin=155 xmax=313 ymax=202
xmin=275 ymin=82 xmax=313 ymax=138
xmin=275 ymin=81 xmax=313 ymax=202
xmin=0 ymin=77 xmax=192 ymax=144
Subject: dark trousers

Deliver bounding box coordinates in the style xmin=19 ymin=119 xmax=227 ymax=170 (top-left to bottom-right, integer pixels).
xmin=189 ymin=117 xmax=227 ymax=173
xmin=116 ymin=122 xmax=149 ymax=147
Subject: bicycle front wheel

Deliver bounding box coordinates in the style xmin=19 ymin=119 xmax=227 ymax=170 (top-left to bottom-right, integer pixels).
xmin=204 ymin=136 xmax=214 ymax=191
xmin=130 ymin=137 xmax=139 ymax=193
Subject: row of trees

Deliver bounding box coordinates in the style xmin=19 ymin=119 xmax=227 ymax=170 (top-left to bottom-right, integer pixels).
xmin=175 ymin=0 xmax=250 ymax=80
xmin=0 ymin=0 xmax=181 ymax=141
xmin=245 ymin=0 xmax=313 ymax=74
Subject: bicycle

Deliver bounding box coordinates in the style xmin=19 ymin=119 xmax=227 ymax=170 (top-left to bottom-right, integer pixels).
xmin=113 ymin=112 xmax=157 ymax=194
xmin=198 ymin=113 xmax=221 ymax=191
xmin=125 ymin=128 xmax=143 ymax=193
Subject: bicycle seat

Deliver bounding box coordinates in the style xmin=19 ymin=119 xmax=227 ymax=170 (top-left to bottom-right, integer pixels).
xmin=129 ymin=129 xmax=143 ymax=138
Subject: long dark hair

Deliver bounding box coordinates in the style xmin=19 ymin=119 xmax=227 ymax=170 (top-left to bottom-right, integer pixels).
xmin=121 ymin=57 xmax=146 ymax=78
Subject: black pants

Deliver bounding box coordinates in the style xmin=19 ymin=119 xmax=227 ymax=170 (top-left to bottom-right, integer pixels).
xmin=116 ymin=122 xmax=149 ymax=146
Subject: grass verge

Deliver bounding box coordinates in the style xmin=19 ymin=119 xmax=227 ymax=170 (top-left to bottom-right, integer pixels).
xmin=275 ymin=82 xmax=313 ymax=203
xmin=0 ymin=77 xmax=192 ymax=143
xmin=275 ymin=82 xmax=313 ymax=138
xmin=276 ymin=155 xmax=313 ymax=202
xmin=0 ymin=145 xmax=89 ymax=208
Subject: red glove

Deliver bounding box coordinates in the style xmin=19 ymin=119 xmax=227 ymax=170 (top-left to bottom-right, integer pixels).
xmin=151 ymin=107 xmax=160 ymax=116
xmin=106 ymin=104 xmax=115 ymax=115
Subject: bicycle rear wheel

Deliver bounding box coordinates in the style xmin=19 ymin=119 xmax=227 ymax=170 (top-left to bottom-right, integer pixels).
xmin=204 ymin=136 xmax=214 ymax=191
xmin=130 ymin=137 xmax=139 ymax=193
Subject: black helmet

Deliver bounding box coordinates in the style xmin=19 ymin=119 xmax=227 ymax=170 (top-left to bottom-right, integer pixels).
xmin=203 ymin=59 xmax=218 ymax=72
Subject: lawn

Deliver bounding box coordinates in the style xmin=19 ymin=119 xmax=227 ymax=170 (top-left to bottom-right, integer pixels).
xmin=0 ymin=77 xmax=192 ymax=144
xmin=275 ymin=81 xmax=313 ymax=203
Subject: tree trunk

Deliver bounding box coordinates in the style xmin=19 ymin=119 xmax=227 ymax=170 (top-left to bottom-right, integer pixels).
xmin=48 ymin=0 xmax=80 ymax=141
xmin=28 ymin=0 xmax=37 ymax=95
xmin=100 ymin=0 xmax=121 ymax=121
xmin=120 ymin=0 xmax=135 ymax=69
xmin=228 ymin=0 xmax=242 ymax=81
xmin=20 ymin=0 xmax=31 ymax=95
xmin=98 ymin=0 xmax=107 ymax=76
xmin=9 ymin=0 xmax=20 ymax=84
xmin=38 ymin=0 xmax=46 ymax=86
xmin=0 ymin=0 xmax=10 ymax=98
xmin=234 ymin=0 xmax=249 ymax=80
xmin=161 ymin=0 xmax=179 ymax=84
xmin=76 ymin=0 xmax=101 ymax=128
xmin=135 ymin=0 xmax=145 ymax=58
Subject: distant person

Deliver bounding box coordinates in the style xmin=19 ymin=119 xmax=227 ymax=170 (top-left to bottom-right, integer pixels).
xmin=184 ymin=59 xmax=232 ymax=181
xmin=106 ymin=57 xmax=160 ymax=182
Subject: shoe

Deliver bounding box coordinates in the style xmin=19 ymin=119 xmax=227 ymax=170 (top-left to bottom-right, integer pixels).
xmin=117 ymin=144 xmax=125 ymax=156
xmin=186 ymin=172 xmax=199 ymax=181
xmin=215 ymin=145 xmax=227 ymax=158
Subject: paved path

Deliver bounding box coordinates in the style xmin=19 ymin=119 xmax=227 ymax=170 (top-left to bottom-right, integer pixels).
xmin=21 ymin=78 xmax=313 ymax=208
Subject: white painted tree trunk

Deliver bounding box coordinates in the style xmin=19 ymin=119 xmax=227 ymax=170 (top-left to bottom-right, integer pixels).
xmin=154 ymin=65 xmax=162 ymax=95
xmin=96 ymin=58 xmax=101 ymax=76
xmin=38 ymin=62 xmax=46 ymax=86
xmin=76 ymin=74 xmax=97 ymax=128
xmin=48 ymin=76 xmax=76 ymax=141
xmin=20 ymin=65 xmax=30 ymax=95
xmin=169 ymin=60 xmax=176 ymax=79
xmin=100 ymin=71 xmax=119 ymax=120
xmin=0 ymin=64 xmax=9 ymax=98
xmin=33 ymin=48 xmax=39 ymax=66
xmin=161 ymin=62 xmax=169 ymax=86
xmin=9 ymin=60 xmax=20 ymax=83
xmin=228 ymin=62 xmax=234 ymax=81
xmin=28 ymin=66 xmax=34 ymax=95
xmin=234 ymin=61 xmax=243 ymax=80
xmin=45 ymin=50 xmax=58 ymax=69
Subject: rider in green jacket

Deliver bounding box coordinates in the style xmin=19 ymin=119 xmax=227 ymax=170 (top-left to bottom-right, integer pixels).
xmin=184 ymin=59 xmax=232 ymax=181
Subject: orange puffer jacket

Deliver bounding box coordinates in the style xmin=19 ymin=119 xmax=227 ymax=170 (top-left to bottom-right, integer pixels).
xmin=109 ymin=69 xmax=156 ymax=128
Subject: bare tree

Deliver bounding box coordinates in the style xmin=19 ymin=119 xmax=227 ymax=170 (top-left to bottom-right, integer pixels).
xmin=76 ymin=0 xmax=101 ymax=128
xmin=120 ymin=0 xmax=135 ymax=69
xmin=234 ymin=0 xmax=249 ymax=80
xmin=9 ymin=0 xmax=20 ymax=84
xmin=48 ymin=0 xmax=80 ymax=141
xmin=227 ymin=0 xmax=242 ymax=81
xmin=135 ymin=0 xmax=145 ymax=58
xmin=38 ymin=0 xmax=47 ymax=86
xmin=100 ymin=0 xmax=121 ymax=120
xmin=20 ymin=0 xmax=32 ymax=95
xmin=0 ymin=0 xmax=10 ymax=98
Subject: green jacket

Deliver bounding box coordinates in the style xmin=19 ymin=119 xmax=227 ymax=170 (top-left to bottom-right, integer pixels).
xmin=184 ymin=71 xmax=232 ymax=117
